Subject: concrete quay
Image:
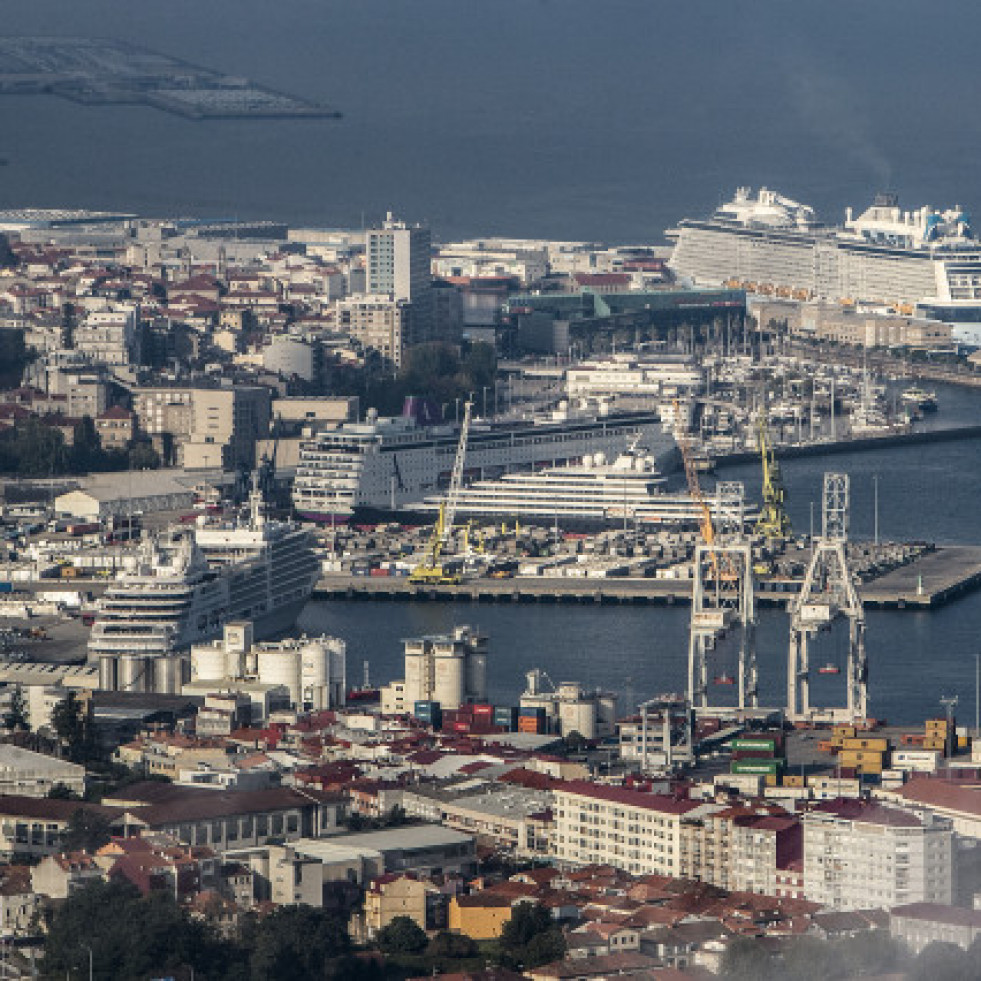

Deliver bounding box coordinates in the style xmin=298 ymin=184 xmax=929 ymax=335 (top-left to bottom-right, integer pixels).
xmin=313 ymin=545 xmax=981 ymax=611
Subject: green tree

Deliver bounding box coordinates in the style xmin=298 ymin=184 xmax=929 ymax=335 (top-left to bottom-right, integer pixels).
xmin=127 ymin=440 xmax=160 ymax=470
xmin=248 ymin=905 xmax=351 ymax=981
xmin=909 ymin=941 xmax=978 ymax=981
xmin=427 ymin=930 xmax=477 ymax=959
xmin=375 ymin=915 xmax=428 ymax=956
xmin=721 ymin=936 xmax=775 ymax=981
xmin=51 ymin=691 xmax=88 ymax=762
xmin=383 ymin=803 xmax=407 ymax=827
xmin=4 ymin=685 xmax=27 ymax=730
xmin=42 ymin=881 xmax=229 ymax=980
xmin=63 ymin=807 xmax=113 ymax=852
xmin=47 ymin=782 xmax=78 ymax=800
xmin=500 ymin=902 xmax=552 ymax=947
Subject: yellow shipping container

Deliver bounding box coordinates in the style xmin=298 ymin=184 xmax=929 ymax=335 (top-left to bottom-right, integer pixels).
xmin=831 ymin=736 xmax=846 ymax=748
xmin=765 ymin=774 xmax=778 ymax=787
xmin=926 ymin=719 xmax=949 ymax=731
xmin=839 ymin=750 xmax=885 ymax=765
xmin=958 ymin=736 xmax=969 ymax=749
xmin=833 ymin=725 xmax=856 ymax=738
xmin=923 ymin=738 xmax=946 ymax=751
xmin=857 ymin=761 xmax=883 ymax=775
xmin=784 ymin=774 xmax=805 ymax=787
xmin=841 ymin=737 xmax=889 ymax=752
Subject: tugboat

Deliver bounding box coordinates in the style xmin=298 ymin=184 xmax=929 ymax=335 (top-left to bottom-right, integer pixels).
xmin=900 ymin=386 xmax=938 ymax=411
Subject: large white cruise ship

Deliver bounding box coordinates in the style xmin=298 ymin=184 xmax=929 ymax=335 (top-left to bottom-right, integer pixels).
xmin=89 ymin=487 xmax=319 ymax=691
xmin=292 ymin=405 xmax=677 ymax=523
xmin=414 ymin=447 xmax=749 ymax=530
xmin=667 ymin=188 xmax=981 ymax=326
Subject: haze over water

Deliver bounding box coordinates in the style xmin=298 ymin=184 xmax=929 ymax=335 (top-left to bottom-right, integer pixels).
xmin=3 ymin=0 xmax=980 ymax=241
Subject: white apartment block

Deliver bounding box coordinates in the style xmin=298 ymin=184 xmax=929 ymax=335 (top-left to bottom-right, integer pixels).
xmin=73 ymin=304 xmax=140 ymax=366
xmin=433 ymin=241 xmax=548 ymax=284
xmin=551 ymin=782 xmax=707 ymax=876
xmin=366 ymin=213 xmax=432 ymax=342
xmin=802 ymin=801 xmax=953 ymax=910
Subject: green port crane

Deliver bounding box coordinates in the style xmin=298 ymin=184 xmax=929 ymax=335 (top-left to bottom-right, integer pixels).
xmin=755 ymin=413 xmax=791 ymax=541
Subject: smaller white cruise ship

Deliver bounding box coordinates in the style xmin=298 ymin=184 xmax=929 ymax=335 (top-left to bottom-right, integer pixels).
xmin=89 ymin=486 xmax=319 ymax=691
xmin=416 ymin=447 xmax=743 ymax=529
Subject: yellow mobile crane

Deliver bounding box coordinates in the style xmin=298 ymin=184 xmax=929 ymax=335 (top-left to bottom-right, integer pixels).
xmin=674 ymin=399 xmax=716 ymax=549
xmin=409 ymin=401 xmax=472 ymax=585
xmin=755 ymin=413 xmax=791 ymax=541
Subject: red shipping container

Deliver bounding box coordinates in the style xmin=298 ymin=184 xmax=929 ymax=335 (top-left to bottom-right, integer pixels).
xmin=453 ymin=721 xmax=471 ymax=733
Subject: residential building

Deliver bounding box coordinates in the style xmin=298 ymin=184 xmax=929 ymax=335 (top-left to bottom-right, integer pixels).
xmin=95 ymin=405 xmax=136 ymax=450
xmin=335 ymin=294 xmax=409 ymax=368
xmin=72 ymin=304 xmax=140 ymax=365
xmin=356 ymin=873 xmax=435 ymax=941
xmin=31 ymin=851 xmax=105 ymax=899
xmin=802 ymin=799 xmax=954 ymax=910
xmin=890 ymin=902 xmax=981 ymax=956
xmin=898 ymin=775 xmax=981 ymax=839
xmin=366 ymin=212 xmax=433 ymax=343
xmin=0 ymin=745 xmax=85 ymax=799
xmin=448 ymin=893 xmax=514 ymax=940
xmin=551 ymin=782 xmax=707 ymax=876
xmin=440 ymin=788 xmax=552 ymax=859
xmin=0 ymin=797 xmax=128 ymax=859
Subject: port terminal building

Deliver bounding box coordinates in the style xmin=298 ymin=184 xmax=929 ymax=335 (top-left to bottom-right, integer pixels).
xmin=503 ymin=287 xmax=745 ymax=354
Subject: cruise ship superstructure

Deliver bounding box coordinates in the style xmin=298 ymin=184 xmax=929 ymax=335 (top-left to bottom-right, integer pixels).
xmin=292 ymin=406 xmax=677 ymax=523
xmin=90 ymin=487 xmax=319 ymax=692
xmin=415 ymin=447 xmax=747 ymax=530
xmin=668 ymin=188 xmax=981 ymax=324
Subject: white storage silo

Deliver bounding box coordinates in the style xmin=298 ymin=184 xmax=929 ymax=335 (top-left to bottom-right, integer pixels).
xmin=99 ymin=655 xmax=118 ymax=692
xmin=191 ymin=642 xmax=229 ymax=683
xmin=300 ymin=638 xmax=328 ymax=710
xmin=433 ymin=648 xmax=465 ymax=710
xmin=118 ymin=655 xmax=148 ymax=693
xmin=257 ymin=642 xmax=302 ymax=708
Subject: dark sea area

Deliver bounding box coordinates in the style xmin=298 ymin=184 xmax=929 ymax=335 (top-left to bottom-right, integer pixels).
xmin=2 ymin=0 xmax=980 ymax=242
xmin=4 ymin=0 xmax=981 ymax=724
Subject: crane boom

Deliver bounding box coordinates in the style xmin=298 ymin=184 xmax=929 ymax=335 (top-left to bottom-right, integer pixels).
xmin=441 ymin=401 xmax=472 ymax=549
xmin=674 ymin=399 xmax=715 ymax=546
xmin=409 ymin=401 xmax=472 ymax=585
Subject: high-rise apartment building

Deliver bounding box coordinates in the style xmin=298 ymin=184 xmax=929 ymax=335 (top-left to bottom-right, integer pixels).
xmin=366 ymin=213 xmax=433 ymax=344
xmin=802 ymin=799 xmax=953 ymax=910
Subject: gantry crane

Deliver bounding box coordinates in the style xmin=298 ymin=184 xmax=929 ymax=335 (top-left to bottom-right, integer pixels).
xmin=673 ymin=401 xmax=758 ymax=711
xmin=756 ymin=413 xmax=791 ymax=541
xmin=787 ymin=473 xmax=867 ymax=722
xmin=410 ymin=401 xmax=472 ymax=585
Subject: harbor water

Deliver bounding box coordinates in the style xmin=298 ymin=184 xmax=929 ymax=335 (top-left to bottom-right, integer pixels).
xmin=298 ymin=379 xmax=981 ymax=726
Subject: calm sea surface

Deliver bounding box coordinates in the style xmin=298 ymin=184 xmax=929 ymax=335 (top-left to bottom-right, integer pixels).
xmin=2 ymin=0 xmax=981 ymax=241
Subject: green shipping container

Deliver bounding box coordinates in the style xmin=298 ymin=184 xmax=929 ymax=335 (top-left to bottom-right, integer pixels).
xmin=731 ymin=738 xmax=777 ymax=753
xmin=731 ymin=759 xmax=783 ymax=776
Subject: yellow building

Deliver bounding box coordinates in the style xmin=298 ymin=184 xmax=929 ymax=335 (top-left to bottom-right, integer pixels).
xmin=356 ymin=873 xmax=433 ymax=942
xmin=448 ymin=894 xmax=514 ymax=940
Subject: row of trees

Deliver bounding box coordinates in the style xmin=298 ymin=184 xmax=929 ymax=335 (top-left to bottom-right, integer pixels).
xmin=722 ymin=930 xmax=981 ymax=981
xmin=39 ymin=884 xmax=567 ymax=981
xmin=0 ymin=415 xmax=158 ymax=476
xmin=333 ymin=341 xmax=497 ymax=417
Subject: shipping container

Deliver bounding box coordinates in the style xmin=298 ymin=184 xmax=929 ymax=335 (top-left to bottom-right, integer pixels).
xmin=471 ymin=704 xmax=494 ymax=717
xmin=731 ymin=738 xmax=778 ymax=753
xmin=519 ymin=706 xmax=546 ymax=720
xmin=369 ymin=567 xmax=390 ymax=577
xmin=518 ymin=716 xmax=545 ymax=734
xmin=841 ymin=737 xmax=889 ymax=752
xmin=764 ymin=774 xmax=778 ymax=787
xmin=731 ymin=749 xmax=775 ymax=762
xmin=783 ymin=774 xmax=805 ymax=788
xmin=494 ymin=707 xmax=518 ymax=731
xmin=833 ymin=725 xmax=856 ymax=738
xmin=817 ymin=739 xmax=834 ymax=753
xmin=730 ymin=760 xmax=783 ymax=776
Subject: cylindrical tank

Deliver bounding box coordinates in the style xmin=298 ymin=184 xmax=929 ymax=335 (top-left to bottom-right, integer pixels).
xmin=191 ymin=643 xmax=228 ymax=682
xmin=466 ymin=649 xmax=487 ymax=703
xmin=257 ymin=643 xmax=301 ymax=708
xmin=559 ymin=699 xmax=597 ymax=739
xmin=300 ymin=639 xmax=328 ymax=710
xmin=153 ymin=656 xmax=182 ymax=694
xmin=99 ymin=655 xmax=118 ymax=692
xmin=433 ymin=650 xmax=465 ymax=710
xmin=118 ymin=655 xmax=147 ymax=693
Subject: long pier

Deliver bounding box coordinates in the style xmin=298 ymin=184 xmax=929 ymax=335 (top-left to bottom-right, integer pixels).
xmin=313 ymin=545 xmax=981 ymax=611
xmin=715 ymin=424 xmax=981 ymax=468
